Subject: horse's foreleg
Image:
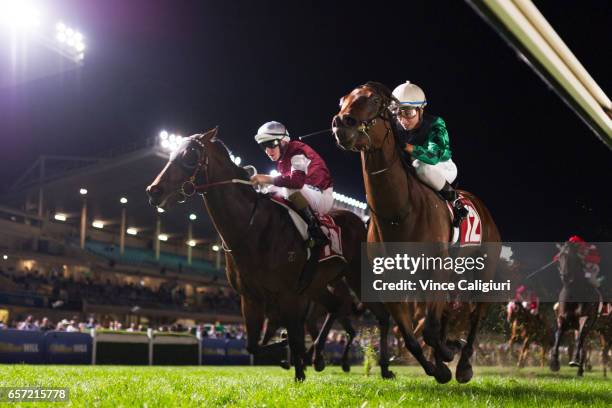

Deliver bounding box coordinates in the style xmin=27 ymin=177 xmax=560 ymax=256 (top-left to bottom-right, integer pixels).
xmin=455 ymin=303 xmax=484 ymax=383
xmin=386 ymin=302 xmax=436 ymax=378
xmin=312 ymin=312 xmax=335 ymax=372
xmin=338 ymin=316 xmax=356 ymax=373
xmin=518 ymin=337 xmax=530 ymax=368
xmin=572 ymin=315 xmax=593 ymax=376
xmin=423 ymin=302 xmax=456 ymax=364
xmin=367 ymin=302 xmax=395 ymax=379
xmin=550 ymin=316 xmax=566 ymax=372
xmin=286 ymin=320 xmax=307 ymax=382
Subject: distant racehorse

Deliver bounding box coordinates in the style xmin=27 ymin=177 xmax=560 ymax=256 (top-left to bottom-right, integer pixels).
xmin=549 ymin=241 xmax=602 ymax=376
xmin=506 ymin=300 xmax=552 ymax=367
xmin=332 ymin=82 xmax=501 ymax=383
xmin=147 ymin=128 xmax=394 ymax=381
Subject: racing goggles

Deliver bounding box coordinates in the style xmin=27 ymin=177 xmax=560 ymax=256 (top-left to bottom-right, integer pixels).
xmin=258 ymin=139 xmax=281 ymax=151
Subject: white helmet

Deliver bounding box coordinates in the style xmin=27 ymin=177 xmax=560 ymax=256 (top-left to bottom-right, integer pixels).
xmin=254 ymin=121 xmax=290 ymax=144
xmin=392 ymin=81 xmax=427 ymax=109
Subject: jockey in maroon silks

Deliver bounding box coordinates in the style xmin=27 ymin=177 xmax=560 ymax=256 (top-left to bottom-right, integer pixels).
xmin=250 ymin=121 xmax=334 ymax=291
xmin=556 ymin=235 xmax=602 ymax=288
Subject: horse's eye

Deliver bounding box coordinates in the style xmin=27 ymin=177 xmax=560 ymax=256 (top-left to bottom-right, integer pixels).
xmin=182 ymin=148 xmax=199 ymax=168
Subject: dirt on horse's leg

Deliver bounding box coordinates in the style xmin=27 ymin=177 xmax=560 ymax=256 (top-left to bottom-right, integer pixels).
xmin=386 ymin=302 xmax=436 ymax=378
xmin=455 ymin=303 xmax=483 ymax=383
xmin=550 ymin=316 xmax=566 ymax=372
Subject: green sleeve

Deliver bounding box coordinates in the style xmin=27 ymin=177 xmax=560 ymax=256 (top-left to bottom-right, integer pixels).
xmin=411 ymin=117 xmax=451 ymax=165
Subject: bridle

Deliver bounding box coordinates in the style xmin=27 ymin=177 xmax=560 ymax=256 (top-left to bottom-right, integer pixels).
xmin=172 ymin=135 xmax=259 ymax=252
xmin=177 ymin=136 xmax=252 ymax=201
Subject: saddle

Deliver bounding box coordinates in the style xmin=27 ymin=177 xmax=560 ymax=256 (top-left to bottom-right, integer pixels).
xmin=269 ymin=195 xmax=345 ymax=262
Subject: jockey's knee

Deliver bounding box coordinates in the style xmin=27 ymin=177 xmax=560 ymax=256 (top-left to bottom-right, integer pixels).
xmin=414 ymin=163 xmax=445 ymax=191
xmin=288 ymin=190 xmax=309 ymax=209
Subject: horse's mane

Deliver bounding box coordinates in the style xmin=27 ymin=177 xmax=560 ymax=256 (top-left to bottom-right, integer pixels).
xmin=363 ymin=81 xmax=396 ymax=103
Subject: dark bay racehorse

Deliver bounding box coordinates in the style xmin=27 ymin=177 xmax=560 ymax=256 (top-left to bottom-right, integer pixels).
xmin=146 ymin=128 xmax=394 ymax=381
xmin=332 ymin=82 xmax=501 ymax=383
xmin=550 ymin=241 xmax=602 ymax=376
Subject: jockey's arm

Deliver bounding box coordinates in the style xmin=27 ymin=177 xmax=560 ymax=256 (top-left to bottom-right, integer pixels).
xmin=271 ymin=154 xmax=308 ymax=189
xmin=408 ymin=118 xmax=451 ymax=165
xmin=250 ymin=174 xmax=274 ymax=186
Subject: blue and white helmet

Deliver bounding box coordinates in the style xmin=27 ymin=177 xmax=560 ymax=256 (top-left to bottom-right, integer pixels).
xmin=254 ymin=121 xmax=290 ymax=144
xmin=392 ymin=81 xmax=427 ymax=109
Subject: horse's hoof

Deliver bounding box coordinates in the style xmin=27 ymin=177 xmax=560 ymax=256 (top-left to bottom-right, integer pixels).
xmin=423 ymin=361 xmax=436 ymax=377
xmin=381 ymin=369 xmax=396 ymax=380
xmin=455 ymin=362 xmax=473 ymax=384
xmin=577 ymin=369 xmax=584 ymax=377
xmin=550 ymin=360 xmax=560 ymax=372
xmin=434 ymin=363 xmax=452 ymax=384
xmin=280 ymin=360 xmax=291 ymax=370
xmin=569 ymin=360 xmax=580 ymax=367
xmin=313 ymin=356 xmax=326 ymax=372
xmin=295 ymin=373 xmax=306 ymax=382
xmin=341 ymin=362 xmax=351 ymax=373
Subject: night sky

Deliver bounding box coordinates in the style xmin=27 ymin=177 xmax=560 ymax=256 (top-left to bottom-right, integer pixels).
xmin=0 ymin=0 xmax=610 ymax=241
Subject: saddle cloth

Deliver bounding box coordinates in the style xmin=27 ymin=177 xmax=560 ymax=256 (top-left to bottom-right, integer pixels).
xmin=270 ymin=195 xmax=345 ymax=262
xmin=447 ymin=194 xmax=482 ymax=246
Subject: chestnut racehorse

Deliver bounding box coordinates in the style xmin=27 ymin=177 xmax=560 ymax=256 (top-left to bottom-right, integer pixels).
xmin=332 ymin=82 xmax=501 ymax=383
xmin=146 ymin=128 xmax=394 ymax=381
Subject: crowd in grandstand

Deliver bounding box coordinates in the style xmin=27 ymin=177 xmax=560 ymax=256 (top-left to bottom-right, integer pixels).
xmin=0 ymin=314 xmax=247 ymax=339
xmin=0 ymin=267 xmax=240 ymax=314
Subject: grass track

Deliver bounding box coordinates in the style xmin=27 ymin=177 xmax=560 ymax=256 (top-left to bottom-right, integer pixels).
xmin=0 ymin=365 xmax=610 ymax=407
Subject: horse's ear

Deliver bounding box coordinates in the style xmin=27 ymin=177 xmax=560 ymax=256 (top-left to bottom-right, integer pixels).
xmin=196 ymin=126 xmax=219 ymax=143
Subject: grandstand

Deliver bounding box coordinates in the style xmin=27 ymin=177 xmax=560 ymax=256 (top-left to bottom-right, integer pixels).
xmin=0 ymin=135 xmax=368 ymax=331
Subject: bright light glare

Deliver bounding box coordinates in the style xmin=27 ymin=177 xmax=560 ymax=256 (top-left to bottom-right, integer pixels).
xmin=79 ymin=188 xmax=88 ymax=195
xmin=2 ymin=255 xmax=7 ymax=260
xmin=269 ymin=170 xmax=280 ymax=177
xmin=187 ymin=240 xmax=196 ymax=247
xmin=126 ymin=227 xmax=138 ymax=236
xmin=54 ymin=213 xmax=67 ymax=222
xmin=156 ymin=207 xmax=165 ymax=213
xmin=233 ymin=156 xmax=242 ymax=166
xmin=333 ymin=192 xmax=367 ymax=210
xmin=159 ymin=130 xmax=168 ymax=139
xmin=0 ymin=1 xmax=41 ymax=31
xmin=159 ymin=131 xmax=186 ymax=152
xmin=189 ymin=213 xmax=197 ymax=221
xmin=92 ymin=220 xmax=104 ymax=229
xmin=212 ymin=244 xmax=220 ymax=252
xmin=158 ymin=234 xmax=168 ymax=241
xmin=120 ymin=197 xmax=128 ymax=204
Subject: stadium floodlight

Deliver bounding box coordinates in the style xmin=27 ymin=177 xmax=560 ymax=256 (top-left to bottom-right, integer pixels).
xmin=189 ymin=213 xmax=197 ymax=221
xmin=54 ymin=213 xmax=67 ymax=222
xmin=79 ymin=188 xmax=88 ymax=195
xmin=187 ymin=240 xmax=196 ymax=247
xmin=269 ymin=169 xmax=280 ymax=177
xmin=126 ymin=227 xmax=138 ymax=236
xmin=158 ymin=234 xmax=168 ymax=241
xmin=92 ymin=220 xmax=104 ymax=229
xmin=233 ymin=156 xmax=242 ymax=166
xmin=0 ymin=0 xmax=42 ymax=32
xmin=2 ymin=254 xmax=8 ymax=260
xmin=212 ymin=244 xmax=220 ymax=252
xmin=55 ymin=21 xmax=85 ymax=59
xmin=120 ymin=197 xmax=128 ymax=204
xmin=156 ymin=207 xmax=165 ymax=213
xmin=158 ymin=130 xmax=184 ymax=152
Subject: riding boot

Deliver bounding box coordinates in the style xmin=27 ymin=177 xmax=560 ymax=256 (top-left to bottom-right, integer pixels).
xmin=439 ymin=182 xmax=468 ymax=228
xmin=297 ymin=206 xmax=330 ymax=248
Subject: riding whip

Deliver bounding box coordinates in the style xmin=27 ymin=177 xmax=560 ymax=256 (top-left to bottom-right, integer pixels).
xmin=298 ymin=128 xmax=332 ymax=140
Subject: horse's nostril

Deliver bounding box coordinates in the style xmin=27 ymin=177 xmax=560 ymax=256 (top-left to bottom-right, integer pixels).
xmin=147 ymin=185 xmax=163 ymax=201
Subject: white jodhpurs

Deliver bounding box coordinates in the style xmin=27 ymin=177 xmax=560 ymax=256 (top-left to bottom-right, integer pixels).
xmin=412 ymin=158 xmax=458 ymax=191
xmin=268 ymin=185 xmax=334 ymax=215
